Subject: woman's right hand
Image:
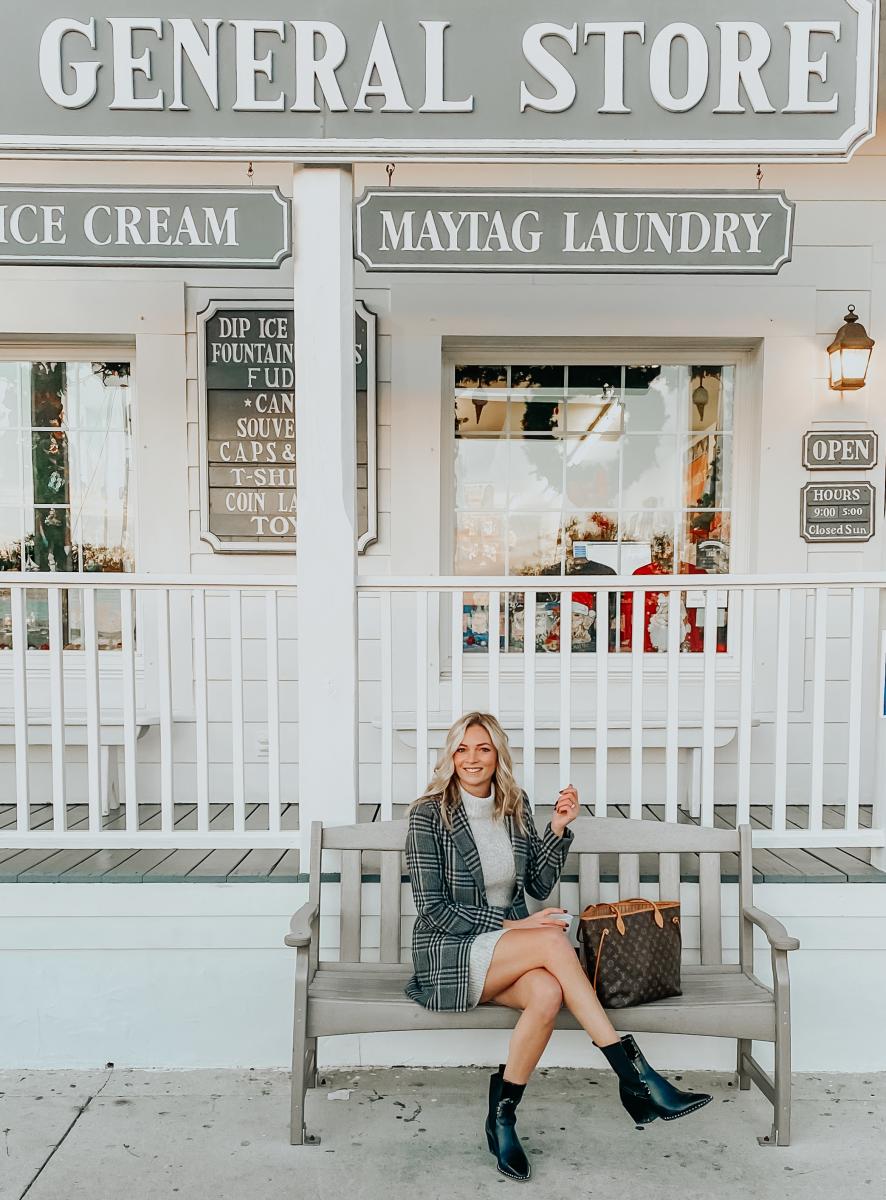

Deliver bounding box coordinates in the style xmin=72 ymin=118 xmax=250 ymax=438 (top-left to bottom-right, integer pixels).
xmin=503 ymin=907 xmax=569 ymax=930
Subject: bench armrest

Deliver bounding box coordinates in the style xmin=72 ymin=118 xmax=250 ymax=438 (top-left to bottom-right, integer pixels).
xmin=285 ymin=900 xmax=319 ymax=948
xmin=743 ymin=905 xmax=800 ymax=952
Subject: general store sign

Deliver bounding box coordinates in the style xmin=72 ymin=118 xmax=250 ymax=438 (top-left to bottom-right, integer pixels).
xmin=4 ymin=2 xmax=878 ymax=161
xmin=0 ymin=186 xmax=289 ymax=266
xmin=355 ymin=189 xmax=794 ymax=272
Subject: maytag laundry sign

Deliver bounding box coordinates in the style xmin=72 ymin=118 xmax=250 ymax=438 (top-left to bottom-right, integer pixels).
xmin=3 ymin=2 xmax=878 ymax=160
xmin=0 ymin=186 xmax=290 ymax=266
xmin=354 ymin=189 xmax=794 ymax=272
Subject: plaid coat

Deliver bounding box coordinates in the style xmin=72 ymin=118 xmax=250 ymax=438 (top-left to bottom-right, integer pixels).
xmin=404 ymin=792 xmax=575 ymax=1012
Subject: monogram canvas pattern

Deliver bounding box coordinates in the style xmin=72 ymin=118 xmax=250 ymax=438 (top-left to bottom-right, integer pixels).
xmin=578 ymin=901 xmax=682 ymax=1009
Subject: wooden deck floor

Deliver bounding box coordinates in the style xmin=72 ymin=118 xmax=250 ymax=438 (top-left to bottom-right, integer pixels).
xmin=0 ymin=801 xmax=881 ymax=884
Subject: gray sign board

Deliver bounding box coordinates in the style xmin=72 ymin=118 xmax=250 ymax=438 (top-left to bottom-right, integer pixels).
xmin=802 ymin=429 xmax=878 ymax=469
xmin=800 ymin=481 xmax=875 ymax=542
xmin=0 ymin=186 xmax=289 ymax=266
xmin=199 ymin=301 xmax=296 ymax=551
xmin=2 ymin=2 xmax=878 ymax=161
xmin=355 ymin=188 xmax=794 ymax=273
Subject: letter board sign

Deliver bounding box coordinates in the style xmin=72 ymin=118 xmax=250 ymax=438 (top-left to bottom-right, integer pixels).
xmin=802 ymin=429 xmax=878 ymax=469
xmin=800 ymin=481 xmax=875 ymax=541
xmin=354 ymin=188 xmax=794 ymax=272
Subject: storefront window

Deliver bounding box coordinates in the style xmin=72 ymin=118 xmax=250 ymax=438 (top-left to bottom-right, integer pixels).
xmin=454 ymin=362 xmax=733 ymax=654
xmin=0 ymin=360 xmax=134 ymax=649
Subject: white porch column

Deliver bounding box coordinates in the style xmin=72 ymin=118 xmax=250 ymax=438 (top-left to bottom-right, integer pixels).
xmin=292 ymin=166 xmax=358 ymax=862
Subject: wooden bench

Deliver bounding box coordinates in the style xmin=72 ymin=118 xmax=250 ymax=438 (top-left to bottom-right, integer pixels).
xmin=286 ymin=815 xmax=799 ymax=1148
xmin=0 ymin=710 xmax=158 ymax=815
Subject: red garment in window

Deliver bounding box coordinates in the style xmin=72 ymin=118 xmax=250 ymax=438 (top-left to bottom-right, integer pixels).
xmin=620 ymin=561 xmax=707 ymax=653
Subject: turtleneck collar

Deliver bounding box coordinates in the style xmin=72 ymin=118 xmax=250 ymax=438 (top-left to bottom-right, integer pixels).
xmin=459 ymin=786 xmax=495 ymax=818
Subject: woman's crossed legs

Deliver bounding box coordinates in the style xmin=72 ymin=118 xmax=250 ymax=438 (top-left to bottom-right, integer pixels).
xmin=480 ymin=926 xmax=620 ymax=1084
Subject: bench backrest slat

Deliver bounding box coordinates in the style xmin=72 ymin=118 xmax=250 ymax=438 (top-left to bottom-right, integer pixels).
xmin=379 ymin=851 xmax=402 ymax=963
xmin=339 ymin=849 xmax=363 ymax=963
xmin=698 ymin=852 xmax=723 ymax=964
xmin=618 ymin=853 xmax=640 ymax=898
xmin=658 ymin=852 xmax=681 ymax=902
xmin=579 ymin=854 xmax=600 ymax=910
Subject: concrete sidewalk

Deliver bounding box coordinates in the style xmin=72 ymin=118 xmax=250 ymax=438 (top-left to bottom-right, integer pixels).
xmin=2 ymin=1067 xmax=883 ymax=1200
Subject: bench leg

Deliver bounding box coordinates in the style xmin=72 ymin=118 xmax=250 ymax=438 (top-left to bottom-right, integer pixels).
xmin=735 ymin=1038 xmax=752 ymax=1090
xmin=291 ymin=953 xmax=320 ymax=1147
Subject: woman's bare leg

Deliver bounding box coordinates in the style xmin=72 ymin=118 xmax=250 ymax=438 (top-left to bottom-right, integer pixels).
xmin=479 ymin=927 xmax=620 ymax=1047
xmin=484 ymin=968 xmax=563 ymax=1085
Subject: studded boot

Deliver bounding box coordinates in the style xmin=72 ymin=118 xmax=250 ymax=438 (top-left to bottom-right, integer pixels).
xmin=598 ymin=1035 xmax=713 ymax=1125
xmin=485 ymin=1065 xmax=531 ymax=1181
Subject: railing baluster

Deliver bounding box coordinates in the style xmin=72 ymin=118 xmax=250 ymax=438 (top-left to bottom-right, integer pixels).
xmin=381 ymin=589 xmax=394 ymax=821
xmin=596 ymin=588 xmax=609 ymax=817
xmin=83 ymin=586 xmax=102 ymax=832
xmin=11 ymin=585 xmax=30 ymax=832
xmin=522 ymin=591 xmax=536 ymax=805
xmin=266 ymin=590 xmax=281 ymax=835
xmin=629 ymin=587 xmax=643 ymax=819
xmin=665 ymin=588 xmax=680 ymax=823
xmin=157 ymin=587 xmax=174 ymax=833
xmin=120 ymin=587 xmax=138 ymax=833
xmin=809 ymin=587 xmax=828 ymax=834
xmin=736 ymin=588 xmax=754 ymax=828
xmin=558 ymin=588 xmax=571 ymax=793
xmin=773 ymin=588 xmax=791 ymax=836
xmin=230 ymin=589 xmax=245 ymax=834
xmin=48 ymin=586 xmax=66 ymax=829
xmin=488 ymin=590 xmax=501 ymax=717
xmin=450 ymin=588 xmax=463 ymax=722
xmin=193 ymin=588 xmax=209 ymax=833
xmin=700 ymin=590 xmax=717 ymax=828
xmin=845 ymin=586 xmax=864 ymax=833
xmin=415 ymin=590 xmax=428 ymax=795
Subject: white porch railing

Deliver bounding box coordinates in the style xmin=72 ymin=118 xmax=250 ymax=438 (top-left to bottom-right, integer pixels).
xmin=2 ymin=571 xmax=885 ymax=860
xmin=0 ymin=573 xmax=298 ymax=848
xmin=357 ymin=574 xmax=886 ymax=857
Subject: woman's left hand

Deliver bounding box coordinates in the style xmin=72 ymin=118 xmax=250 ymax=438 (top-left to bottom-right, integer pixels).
xmin=551 ymin=784 xmax=580 ymax=836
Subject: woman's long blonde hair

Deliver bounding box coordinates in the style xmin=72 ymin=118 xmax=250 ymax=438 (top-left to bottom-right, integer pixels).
xmin=408 ymin=711 xmax=527 ymax=833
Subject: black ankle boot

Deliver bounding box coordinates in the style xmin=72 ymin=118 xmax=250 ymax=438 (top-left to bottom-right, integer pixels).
xmin=598 ymin=1035 xmax=713 ymax=1126
xmin=485 ymin=1067 xmax=531 ymax=1181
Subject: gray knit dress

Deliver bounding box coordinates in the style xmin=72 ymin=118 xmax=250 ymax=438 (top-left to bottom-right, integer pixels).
xmin=460 ymin=787 xmax=518 ymax=1008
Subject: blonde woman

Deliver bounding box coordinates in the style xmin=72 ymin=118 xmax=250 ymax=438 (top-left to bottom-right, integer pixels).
xmin=405 ymin=712 xmax=710 ymax=1182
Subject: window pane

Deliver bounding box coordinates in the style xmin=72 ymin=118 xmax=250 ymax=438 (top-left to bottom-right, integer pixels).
xmin=624 ymin=365 xmax=685 ymax=435
xmin=619 ymin=515 xmax=678 ymax=574
xmin=0 ymin=430 xmax=22 ymax=506
xmin=31 ymin=431 xmax=70 ymax=504
xmin=682 ymin=512 xmax=732 ymax=572
xmin=564 ymin=435 xmax=619 ymax=508
xmin=509 ymin=440 xmax=563 ymax=510
xmin=28 ymin=507 xmax=76 ymax=572
xmin=508 ymin=513 xmax=562 ymax=575
xmin=565 ymin=514 xmax=620 ymax=572
xmin=509 ymin=397 xmax=565 ymax=437
xmin=683 ymin=433 xmax=732 ymax=510
xmin=455 ymin=394 xmax=508 ymax=436
xmin=621 ymin=435 xmax=678 ymax=509
xmin=455 ymin=439 xmax=509 ymax=510
xmin=689 ymin=366 xmax=733 ymax=433
xmin=455 ymin=365 xmax=508 ymax=389
xmin=0 ymin=508 xmax=22 ymax=570
xmin=567 ymin=365 xmax=621 ymax=392
xmin=455 ymin=512 xmax=505 ymax=575
xmin=71 ymin=363 xmax=131 ymax=430
xmin=30 ymin=362 xmax=68 ymax=429
xmin=0 ymin=363 xmax=25 ymax=427
xmin=512 ymin=364 xmax=565 ymax=392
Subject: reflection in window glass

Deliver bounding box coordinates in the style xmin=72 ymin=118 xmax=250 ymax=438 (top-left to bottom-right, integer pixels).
xmin=453 ymin=362 xmax=734 ymax=653
xmin=0 ymin=359 xmax=134 ymax=651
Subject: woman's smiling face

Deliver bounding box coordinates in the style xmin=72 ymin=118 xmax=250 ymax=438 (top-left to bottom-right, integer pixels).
xmin=453 ymin=723 xmax=498 ymax=796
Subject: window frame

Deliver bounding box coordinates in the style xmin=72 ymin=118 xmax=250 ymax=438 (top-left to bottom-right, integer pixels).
xmin=0 ymin=342 xmax=139 ymax=664
xmin=440 ymin=339 xmax=761 ymax=677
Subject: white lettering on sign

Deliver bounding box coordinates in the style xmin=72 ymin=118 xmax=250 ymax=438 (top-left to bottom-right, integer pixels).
xmin=36 ymin=15 xmax=846 ymax=120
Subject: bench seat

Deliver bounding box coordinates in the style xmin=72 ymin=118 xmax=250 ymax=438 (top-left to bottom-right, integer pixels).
xmin=306 ymin=962 xmax=775 ymax=1041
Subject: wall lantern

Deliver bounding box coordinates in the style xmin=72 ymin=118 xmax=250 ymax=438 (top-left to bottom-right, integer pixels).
xmin=827 ymin=305 xmax=875 ymax=391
